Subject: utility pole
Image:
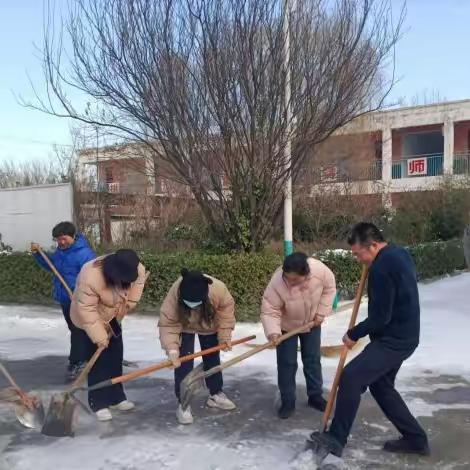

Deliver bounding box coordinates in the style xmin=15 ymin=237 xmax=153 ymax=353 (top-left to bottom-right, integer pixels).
xmin=283 ymin=0 xmax=294 ymax=257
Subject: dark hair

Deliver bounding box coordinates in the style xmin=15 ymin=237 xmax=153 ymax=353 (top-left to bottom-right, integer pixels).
xmin=347 ymin=222 xmax=385 ymax=246
xmin=282 ymin=252 xmax=310 ymax=276
xmin=52 ymin=221 xmax=76 ymax=238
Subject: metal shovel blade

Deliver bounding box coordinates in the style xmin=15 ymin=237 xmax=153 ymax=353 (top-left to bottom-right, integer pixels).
xmin=41 ymin=393 xmax=77 ymax=437
xmin=0 ymin=387 xmax=45 ymax=429
xmin=15 ymin=400 xmax=45 ymax=429
xmin=179 ymin=363 xmax=207 ymax=410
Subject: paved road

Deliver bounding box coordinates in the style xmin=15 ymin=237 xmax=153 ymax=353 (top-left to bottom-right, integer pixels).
xmin=1 ymin=354 xmax=469 ymax=469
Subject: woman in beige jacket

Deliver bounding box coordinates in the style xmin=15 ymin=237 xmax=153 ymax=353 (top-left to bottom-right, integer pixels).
xmin=158 ymin=268 xmax=236 ymax=424
xmin=261 ymin=252 xmax=336 ymax=419
xmin=71 ymin=249 xmax=147 ymax=422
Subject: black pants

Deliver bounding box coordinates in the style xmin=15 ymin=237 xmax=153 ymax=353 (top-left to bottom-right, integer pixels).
xmin=276 ymin=326 xmax=323 ymax=405
xmin=174 ymin=333 xmax=223 ymax=401
xmin=86 ymin=334 xmax=126 ymax=411
xmin=329 ymin=341 xmax=428 ymax=447
xmin=61 ymin=302 xmax=90 ymax=365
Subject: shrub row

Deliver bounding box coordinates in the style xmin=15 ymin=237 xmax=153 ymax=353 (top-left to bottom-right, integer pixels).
xmin=0 ymin=240 xmax=465 ymax=321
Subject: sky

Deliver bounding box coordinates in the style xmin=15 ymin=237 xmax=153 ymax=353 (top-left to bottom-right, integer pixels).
xmin=1 ymin=0 xmax=470 ymax=163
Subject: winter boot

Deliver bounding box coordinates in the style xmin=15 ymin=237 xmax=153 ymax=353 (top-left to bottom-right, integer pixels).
xmin=308 ymin=395 xmax=327 ymax=412
xmin=176 ymin=404 xmax=194 ymax=424
xmin=307 ymin=431 xmax=344 ymax=458
xmin=110 ymin=400 xmax=135 ymax=412
xmin=207 ymin=392 xmax=237 ymax=410
xmin=278 ymin=401 xmax=295 ymax=419
xmin=383 ymin=437 xmax=430 ymax=456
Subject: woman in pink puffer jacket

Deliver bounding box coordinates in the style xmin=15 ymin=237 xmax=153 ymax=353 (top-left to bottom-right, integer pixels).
xmin=261 ymin=252 xmax=336 ymax=419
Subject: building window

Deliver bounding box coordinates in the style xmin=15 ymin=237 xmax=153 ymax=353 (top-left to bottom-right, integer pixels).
xmin=402 ymin=131 xmax=443 ymax=157
xmin=105 ymin=167 xmax=114 ymax=183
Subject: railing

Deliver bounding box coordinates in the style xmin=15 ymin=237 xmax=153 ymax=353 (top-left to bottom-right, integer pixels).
xmin=309 ymin=161 xmax=382 ymax=184
xmin=454 ymin=153 xmax=470 ymax=175
xmin=392 ymin=154 xmax=443 ymax=179
xmin=83 ymin=181 xmax=149 ymax=194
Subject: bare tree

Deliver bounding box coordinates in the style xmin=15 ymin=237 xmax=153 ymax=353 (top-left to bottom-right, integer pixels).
xmin=0 ymin=157 xmax=67 ymax=188
xmin=396 ymin=88 xmax=446 ymax=108
xmin=25 ymin=0 xmax=404 ymax=251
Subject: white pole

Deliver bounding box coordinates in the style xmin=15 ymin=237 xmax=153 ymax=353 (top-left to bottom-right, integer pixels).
xmin=283 ymin=0 xmax=294 ymax=256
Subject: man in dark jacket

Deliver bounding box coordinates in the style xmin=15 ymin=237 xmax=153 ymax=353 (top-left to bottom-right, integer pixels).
xmin=309 ymin=222 xmax=429 ymax=461
xmin=31 ymin=221 xmax=96 ymax=380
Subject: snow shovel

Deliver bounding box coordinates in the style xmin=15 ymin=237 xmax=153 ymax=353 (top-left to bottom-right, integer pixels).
xmin=320 ymin=266 xmax=368 ymax=431
xmin=41 ymin=345 xmax=105 ymax=437
xmin=35 ymin=246 xmax=74 ymax=298
xmin=70 ymin=335 xmax=256 ymax=400
xmin=305 ymin=265 xmax=368 ymax=462
xmin=0 ymin=362 xmax=45 ymax=429
xmin=179 ymin=321 xmax=319 ymax=410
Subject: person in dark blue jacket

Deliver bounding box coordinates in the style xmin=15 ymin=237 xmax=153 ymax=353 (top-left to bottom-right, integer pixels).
xmin=31 ymin=221 xmax=96 ymax=380
xmin=309 ymin=222 xmax=429 ymax=461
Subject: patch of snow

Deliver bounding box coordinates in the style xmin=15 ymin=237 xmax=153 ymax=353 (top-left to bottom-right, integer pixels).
xmin=315 ymin=249 xmax=351 ymax=259
xmin=3 ymin=433 xmax=299 ymax=470
xmin=406 ymin=397 xmax=470 ymax=418
xmin=363 ymin=422 xmax=389 ymax=433
xmin=290 ymin=449 xmax=318 ymax=470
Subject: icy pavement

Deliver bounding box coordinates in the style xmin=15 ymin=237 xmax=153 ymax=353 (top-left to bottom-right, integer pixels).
xmin=1 ymin=273 xmax=470 ymax=469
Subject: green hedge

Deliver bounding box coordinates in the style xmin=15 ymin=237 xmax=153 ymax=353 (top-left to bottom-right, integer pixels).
xmin=409 ymin=240 xmax=466 ymax=280
xmin=0 ymin=253 xmax=53 ymax=304
xmin=0 ymin=240 xmax=465 ymax=321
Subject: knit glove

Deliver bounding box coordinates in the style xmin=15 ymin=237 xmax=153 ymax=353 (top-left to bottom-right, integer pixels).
xmin=168 ymin=350 xmax=181 ymax=369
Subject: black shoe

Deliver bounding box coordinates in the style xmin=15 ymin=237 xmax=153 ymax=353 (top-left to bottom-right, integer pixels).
xmin=308 ymin=395 xmax=327 ymax=412
xmin=383 ymin=437 xmax=430 ymax=456
xmin=67 ymin=362 xmax=86 ymax=382
xmin=278 ymin=402 xmax=295 ymax=419
xmin=308 ymin=431 xmax=344 ymax=458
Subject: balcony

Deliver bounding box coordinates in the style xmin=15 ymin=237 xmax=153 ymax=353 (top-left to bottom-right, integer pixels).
xmin=454 ymin=153 xmax=470 ymax=175
xmin=308 ymin=153 xmax=470 ymax=193
xmin=84 ymin=181 xmax=151 ymax=195
xmin=391 ymin=154 xmax=444 ymax=179
xmin=309 ymin=161 xmax=382 ymax=184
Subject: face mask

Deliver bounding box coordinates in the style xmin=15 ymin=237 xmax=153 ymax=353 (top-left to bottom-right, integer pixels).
xmin=183 ymin=300 xmax=203 ymax=309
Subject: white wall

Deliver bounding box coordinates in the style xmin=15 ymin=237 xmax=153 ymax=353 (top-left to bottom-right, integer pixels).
xmin=0 ymin=183 xmax=74 ymax=251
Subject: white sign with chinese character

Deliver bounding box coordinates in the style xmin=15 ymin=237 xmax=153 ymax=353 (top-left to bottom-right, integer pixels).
xmin=407 ymin=157 xmax=427 ymax=176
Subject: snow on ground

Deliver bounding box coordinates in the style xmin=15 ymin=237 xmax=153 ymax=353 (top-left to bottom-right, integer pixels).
xmin=0 ymin=273 xmax=470 ymax=469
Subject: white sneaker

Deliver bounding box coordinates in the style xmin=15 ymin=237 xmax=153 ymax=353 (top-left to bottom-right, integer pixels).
xmin=207 ymin=392 xmax=237 ymax=410
xmin=176 ymin=404 xmax=194 ymax=425
xmin=96 ymin=408 xmax=113 ymax=421
xmin=110 ymin=400 xmax=135 ymax=412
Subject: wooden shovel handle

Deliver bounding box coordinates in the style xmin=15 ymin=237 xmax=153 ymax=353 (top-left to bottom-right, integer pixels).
xmin=36 ymin=246 xmax=74 ymax=298
xmin=0 ymin=362 xmax=22 ymax=392
xmin=107 ymin=334 xmax=256 ymax=387
xmin=322 ymin=265 xmax=369 ymax=431
xmin=0 ymin=363 xmax=37 ymax=409
xmin=192 ymin=321 xmax=318 ymax=381
xmin=70 ymin=345 xmax=105 ymax=389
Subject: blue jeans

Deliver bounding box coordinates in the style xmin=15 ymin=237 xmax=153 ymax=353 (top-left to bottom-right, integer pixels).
xmin=174 ymin=333 xmax=223 ymax=401
xmin=276 ymin=326 xmax=322 ymax=405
